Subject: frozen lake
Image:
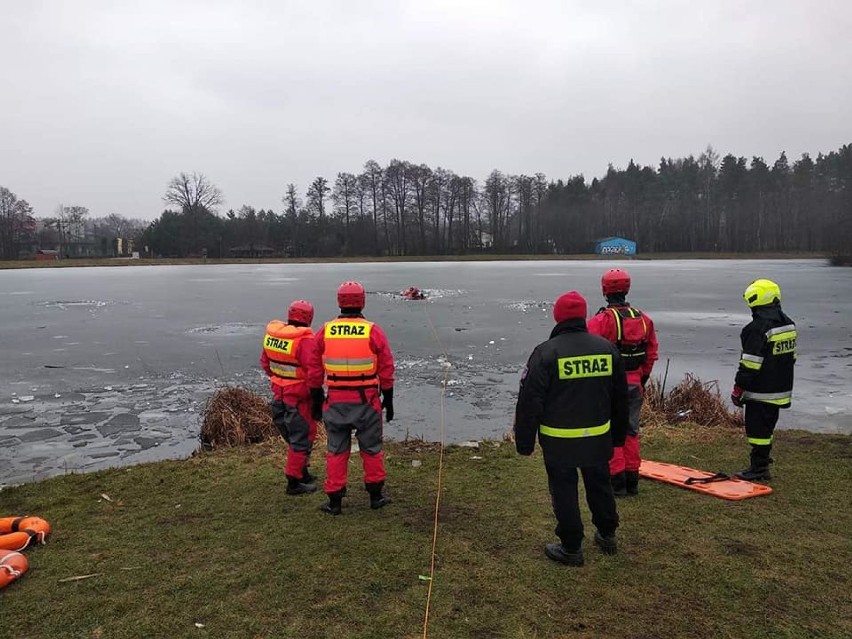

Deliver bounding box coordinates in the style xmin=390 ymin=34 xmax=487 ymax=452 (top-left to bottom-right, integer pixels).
xmin=2 ymin=259 xmax=850 ymax=485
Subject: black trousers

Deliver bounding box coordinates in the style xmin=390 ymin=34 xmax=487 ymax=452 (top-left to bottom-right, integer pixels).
xmin=545 ymin=462 xmax=619 ymax=551
xmin=744 ymin=402 xmax=780 ymax=465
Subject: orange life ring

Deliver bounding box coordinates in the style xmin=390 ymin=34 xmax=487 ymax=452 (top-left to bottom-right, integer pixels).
xmin=0 ymin=516 xmax=51 ymax=551
xmin=0 ymin=550 xmax=29 ymax=589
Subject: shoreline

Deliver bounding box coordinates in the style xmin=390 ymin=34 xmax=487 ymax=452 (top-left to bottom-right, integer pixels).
xmin=0 ymin=251 xmax=830 ymax=269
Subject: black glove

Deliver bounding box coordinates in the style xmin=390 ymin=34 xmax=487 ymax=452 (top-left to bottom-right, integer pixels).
xmin=381 ymin=387 xmax=394 ymax=422
xmin=641 ymin=375 xmax=649 ymax=390
xmin=310 ymin=388 xmax=325 ymax=421
xmin=516 ymin=445 xmax=533 ymax=457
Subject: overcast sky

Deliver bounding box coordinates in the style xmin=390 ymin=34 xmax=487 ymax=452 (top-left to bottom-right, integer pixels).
xmin=2 ymin=0 xmax=850 ymax=220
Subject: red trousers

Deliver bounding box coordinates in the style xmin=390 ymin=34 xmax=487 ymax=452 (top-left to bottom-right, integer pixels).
xmin=323 ymin=391 xmax=386 ymax=494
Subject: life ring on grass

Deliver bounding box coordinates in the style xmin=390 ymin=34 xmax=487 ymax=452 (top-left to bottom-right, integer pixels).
xmin=0 ymin=516 xmax=51 ymax=551
xmin=0 ymin=550 xmax=29 ymax=589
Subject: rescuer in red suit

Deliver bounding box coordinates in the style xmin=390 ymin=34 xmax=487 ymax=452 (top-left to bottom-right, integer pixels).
xmin=587 ymin=269 xmax=659 ymax=497
xmin=307 ymin=281 xmax=395 ymax=515
xmin=260 ymin=299 xmax=319 ymax=495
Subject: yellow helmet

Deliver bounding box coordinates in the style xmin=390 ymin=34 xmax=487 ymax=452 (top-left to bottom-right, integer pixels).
xmin=743 ymin=279 xmax=781 ymax=308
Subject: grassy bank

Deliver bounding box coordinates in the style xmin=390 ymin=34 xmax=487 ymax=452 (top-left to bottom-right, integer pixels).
xmin=0 ymin=252 xmax=828 ymax=269
xmin=1 ymin=427 xmax=849 ymax=639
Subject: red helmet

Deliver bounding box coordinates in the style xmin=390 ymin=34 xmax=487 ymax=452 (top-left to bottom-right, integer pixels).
xmin=601 ymin=269 xmax=631 ymax=295
xmin=337 ymin=281 xmax=366 ymax=309
xmin=287 ymin=299 xmax=314 ymax=325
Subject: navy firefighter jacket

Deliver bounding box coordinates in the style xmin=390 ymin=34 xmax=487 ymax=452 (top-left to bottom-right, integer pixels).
xmin=735 ymin=303 xmax=797 ymax=408
xmin=514 ymin=318 xmax=630 ymax=467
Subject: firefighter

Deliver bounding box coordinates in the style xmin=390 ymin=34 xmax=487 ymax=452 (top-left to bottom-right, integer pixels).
xmin=260 ymin=299 xmax=319 ymax=495
xmin=587 ymin=268 xmax=658 ymax=497
xmin=515 ymin=291 xmax=629 ymax=566
xmin=307 ymin=281 xmax=395 ymax=515
xmin=731 ymin=279 xmax=796 ymax=481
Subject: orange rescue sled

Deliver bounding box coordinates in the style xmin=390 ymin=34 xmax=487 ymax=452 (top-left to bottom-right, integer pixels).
xmin=639 ymin=460 xmax=772 ymax=501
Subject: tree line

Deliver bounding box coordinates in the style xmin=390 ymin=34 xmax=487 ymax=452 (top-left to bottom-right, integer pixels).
xmin=2 ymin=143 xmax=850 ymax=261
xmin=0 ymin=189 xmax=148 ymax=260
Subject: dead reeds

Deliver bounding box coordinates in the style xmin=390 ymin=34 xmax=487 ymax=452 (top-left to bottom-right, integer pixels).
xmin=199 ymin=386 xmax=329 ymax=450
xmin=505 ymin=373 xmax=744 ymax=441
xmin=643 ymin=373 xmax=744 ymax=430
xmin=200 ymin=387 xmax=278 ymax=449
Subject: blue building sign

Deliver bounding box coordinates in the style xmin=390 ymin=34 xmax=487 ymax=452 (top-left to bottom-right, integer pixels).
xmin=594 ymin=236 xmax=637 ymax=256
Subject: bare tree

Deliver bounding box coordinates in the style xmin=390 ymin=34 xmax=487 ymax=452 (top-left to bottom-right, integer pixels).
xmin=385 ymin=159 xmax=411 ymax=255
xmin=164 ymin=172 xmax=223 ymax=214
xmin=410 ymin=164 xmax=433 ymax=254
xmin=0 ymin=187 xmax=35 ymax=259
xmin=332 ymin=172 xmax=359 ymax=230
xmin=360 ymin=160 xmax=384 ymax=253
xmin=55 ymin=205 xmax=90 ymax=242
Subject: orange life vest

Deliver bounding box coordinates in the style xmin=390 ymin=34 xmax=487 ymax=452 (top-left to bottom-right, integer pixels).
xmin=322 ymin=318 xmax=379 ymax=389
xmin=262 ymin=321 xmax=312 ymax=387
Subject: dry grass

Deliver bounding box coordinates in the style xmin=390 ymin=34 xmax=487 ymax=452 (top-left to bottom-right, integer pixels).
xmin=199 ymin=386 xmax=328 ymax=450
xmin=504 ymin=374 xmax=744 ymax=442
xmin=199 ymin=387 xmax=278 ymax=449
xmin=643 ymin=373 xmax=744 ymax=431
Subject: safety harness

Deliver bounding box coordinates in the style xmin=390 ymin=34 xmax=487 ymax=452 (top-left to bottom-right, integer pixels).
xmin=607 ymin=306 xmax=649 ymax=372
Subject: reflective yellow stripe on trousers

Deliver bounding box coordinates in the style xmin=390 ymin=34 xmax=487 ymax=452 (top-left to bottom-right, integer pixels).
xmin=748 ymin=435 xmax=774 ymax=446
xmin=539 ymin=421 xmax=611 ymax=438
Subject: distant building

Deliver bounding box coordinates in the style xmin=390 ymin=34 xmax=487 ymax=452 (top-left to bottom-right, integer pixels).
xmin=594 ymin=236 xmax=637 ymax=256
xmin=228 ymin=244 xmax=275 ymax=258
xmin=34 ymin=249 xmax=60 ymax=261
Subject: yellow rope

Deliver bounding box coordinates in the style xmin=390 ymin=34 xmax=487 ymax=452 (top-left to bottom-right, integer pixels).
xmin=421 ymin=304 xmax=449 ymax=639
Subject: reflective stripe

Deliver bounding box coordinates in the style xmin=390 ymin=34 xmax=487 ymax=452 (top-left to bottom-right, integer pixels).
xmin=324 ymin=357 xmax=375 ymax=373
xmin=747 ymin=435 xmax=774 ymax=446
xmin=739 ymin=357 xmax=763 ymax=370
xmin=269 ymin=363 xmax=298 ymax=378
xmin=741 ymin=390 xmax=792 ymax=406
xmin=322 ymin=319 xmax=378 ymax=388
xmin=741 ymin=353 xmax=764 ymax=364
xmin=765 ymin=324 xmax=796 ymax=338
xmin=539 ymin=421 xmax=610 ymax=438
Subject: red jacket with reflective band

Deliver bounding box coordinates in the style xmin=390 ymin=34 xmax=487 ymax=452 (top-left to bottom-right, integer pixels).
xmin=260 ymin=321 xmax=314 ymax=400
xmin=587 ymin=305 xmax=658 ymax=386
xmin=307 ymin=315 xmax=395 ymax=397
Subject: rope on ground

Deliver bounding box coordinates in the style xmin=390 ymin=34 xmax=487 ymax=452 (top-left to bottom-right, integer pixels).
xmin=421 ymin=304 xmax=449 ymax=639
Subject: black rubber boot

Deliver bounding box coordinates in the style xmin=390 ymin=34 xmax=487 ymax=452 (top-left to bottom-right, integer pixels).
xmin=544 ymin=543 xmax=584 ymax=567
xmin=302 ymin=466 xmax=317 ymax=485
xmin=365 ymin=481 xmax=392 ymax=510
xmin=594 ymin=531 xmax=618 ymax=555
xmin=735 ymin=465 xmax=771 ymax=481
xmin=611 ymin=472 xmax=627 ymax=497
xmin=736 ymin=446 xmax=772 ymax=481
xmin=320 ymin=490 xmax=345 ymax=515
xmin=625 ymin=471 xmax=640 ymax=496
xmin=286 ymin=475 xmax=317 ymax=496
